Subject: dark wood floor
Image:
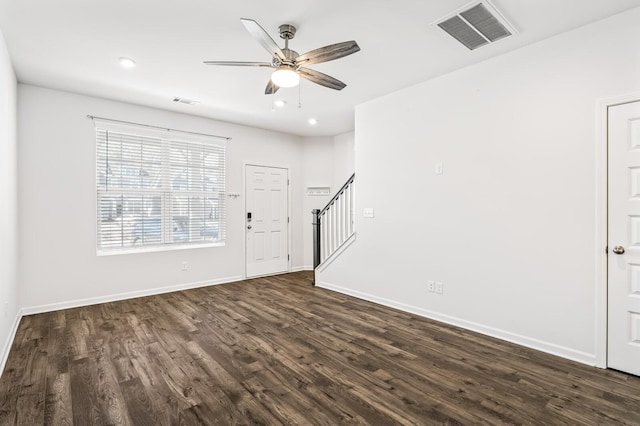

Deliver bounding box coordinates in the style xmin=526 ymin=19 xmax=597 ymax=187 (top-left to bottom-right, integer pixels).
xmin=0 ymin=272 xmax=639 ymax=425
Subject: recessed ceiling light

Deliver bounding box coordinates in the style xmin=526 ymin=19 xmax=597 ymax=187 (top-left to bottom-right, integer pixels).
xmin=308 ymin=118 xmax=318 ymax=126
xmin=274 ymin=100 xmax=286 ymax=108
xmin=118 ymin=57 xmax=136 ymax=68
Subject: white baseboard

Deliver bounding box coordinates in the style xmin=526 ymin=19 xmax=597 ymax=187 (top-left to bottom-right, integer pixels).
xmin=0 ymin=309 xmax=23 ymax=376
xmin=317 ymin=281 xmax=597 ymax=367
xmin=291 ymin=266 xmax=314 ymax=272
xmin=22 ymin=275 xmax=244 ymax=316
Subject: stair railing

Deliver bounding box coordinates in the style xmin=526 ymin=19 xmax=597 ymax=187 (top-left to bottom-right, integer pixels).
xmin=312 ymin=173 xmax=355 ymax=284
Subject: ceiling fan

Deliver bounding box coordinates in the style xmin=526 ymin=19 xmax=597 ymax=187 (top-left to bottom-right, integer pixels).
xmin=204 ymin=18 xmax=360 ymax=94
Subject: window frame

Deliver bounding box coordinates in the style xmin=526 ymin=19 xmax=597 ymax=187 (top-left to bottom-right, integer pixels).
xmin=94 ymin=119 xmax=226 ymax=255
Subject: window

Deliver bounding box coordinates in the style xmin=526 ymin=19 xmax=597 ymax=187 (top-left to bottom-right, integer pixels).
xmin=95 ymin=120 xmax=226 ymax=253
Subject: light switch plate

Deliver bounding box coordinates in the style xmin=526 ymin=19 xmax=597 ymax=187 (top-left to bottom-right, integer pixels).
xmin=435 ymin=162 xmax=443 ymax=175
xmin=363 ymin=208 xmax=374 ymax=218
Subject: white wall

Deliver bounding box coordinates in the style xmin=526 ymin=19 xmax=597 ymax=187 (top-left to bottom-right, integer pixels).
xmin=318 ymin=8 xmax=640 ymax=365
xmin=18 ymin=85 xmax=307 ymax=311
xmin=332 ymin=132 xmax=355 ymax=190
xmin=0 ymin=28 xmax=19 ymax=369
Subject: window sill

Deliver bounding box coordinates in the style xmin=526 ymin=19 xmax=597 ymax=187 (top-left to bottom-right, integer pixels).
xmin=96 ymin=241 xmax=225 ymax=256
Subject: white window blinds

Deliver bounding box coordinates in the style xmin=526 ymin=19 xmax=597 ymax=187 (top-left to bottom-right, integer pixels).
xmin=95 ymin=120 xmax=226 ymax=252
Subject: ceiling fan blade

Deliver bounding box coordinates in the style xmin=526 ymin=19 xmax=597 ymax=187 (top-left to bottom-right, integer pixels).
xmin=265 ymin=79 xmax=280 ymax=95
xmin=296 ymin=41 xmax=360 ymax=66
xmin=241 ymin=18 xmax=286 ymax=62
xmin=203 ymin=61 xmax=273 ymax=67
xmin=299 ymin=68 xmax=347 ymax=91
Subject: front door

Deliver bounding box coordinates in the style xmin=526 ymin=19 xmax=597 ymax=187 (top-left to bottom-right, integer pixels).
xmin=608 ymin=100 xmax=640 ymax=376
xmin=245 ymin=165 xmax=289 ymax=278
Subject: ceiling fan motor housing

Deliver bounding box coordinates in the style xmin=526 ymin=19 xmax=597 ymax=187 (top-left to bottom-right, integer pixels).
xmin=282 ymin=48 xmax=299 ymax=62
xmin=278 ymin=24 xmax=297 ymax=40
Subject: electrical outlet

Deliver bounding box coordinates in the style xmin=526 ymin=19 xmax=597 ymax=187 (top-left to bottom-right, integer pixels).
xmin=427 ymin=280 xmax=435 ymax=292
xmin=181 ymin=261 xmax=188 ymax=271
xmin=435 ymin=281 xmax=443 ymax=294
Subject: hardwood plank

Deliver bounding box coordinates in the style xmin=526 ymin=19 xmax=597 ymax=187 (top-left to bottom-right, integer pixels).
xmin=69 ymin=354 xmax=132 ymax=425
xmin=68 ymin=358 xmax=101 ymax=425
xmin=14 ymin=338 xmax=47 ymax=426
xmin=120 ymin=377 xmax=172 ymax=426
xmin=43 ymin=356 xmax=72 ymax=426
xmin=64 ymin=318 xmax=90 ymax=361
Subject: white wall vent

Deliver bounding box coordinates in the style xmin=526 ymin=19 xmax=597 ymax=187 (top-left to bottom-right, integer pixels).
xmin=434 ymin=1 xmax=517 ymax=50
xmin=172 ymin=97 xmax=200 ymax=105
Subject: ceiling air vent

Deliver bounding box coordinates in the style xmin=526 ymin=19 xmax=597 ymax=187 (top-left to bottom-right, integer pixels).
xmin=172 ymin=97 xmax=200 ymax=106
xmin=434 ymin=1 xmax=516 ymax=50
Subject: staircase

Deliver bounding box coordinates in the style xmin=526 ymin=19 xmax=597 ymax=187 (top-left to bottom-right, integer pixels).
xmin=312 ymin=173 xmax=355 ymax=280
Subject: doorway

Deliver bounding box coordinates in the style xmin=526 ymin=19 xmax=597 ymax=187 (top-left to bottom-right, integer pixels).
xmin=244 ymin=164 xmax=289 ymax=278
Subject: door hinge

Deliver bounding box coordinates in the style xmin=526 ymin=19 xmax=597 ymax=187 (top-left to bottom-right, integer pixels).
xmin=288 ymin=254 xmax=290 ymax=261
xmin=287 ymin=179 xmax=290 ymax=185
xmin=605 ymin=246 xmax=608 ymax=254
xmin=287 ymin=217 xmax=290 ymax=223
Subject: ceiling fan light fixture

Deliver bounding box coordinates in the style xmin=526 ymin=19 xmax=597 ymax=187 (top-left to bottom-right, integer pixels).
xmin=271 ymin=65 xmax=300 ymax=88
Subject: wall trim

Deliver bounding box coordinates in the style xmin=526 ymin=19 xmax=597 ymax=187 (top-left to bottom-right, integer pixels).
xmin=0 ymin=309 xmax=23 ymax=376
xmin=316 ymin=233 xmax=357 ymax=273
xmin=22 ymin=275 xmax=243 ymax=316
xmin=595 ymin=91 xmax=640 ymax=368
xmin=317 ymin=280 xmax=597 ymax=366
xmin=291 ymin=266 xmax=313 ymax=272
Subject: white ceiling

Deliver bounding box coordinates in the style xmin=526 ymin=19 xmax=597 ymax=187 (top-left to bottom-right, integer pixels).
xmin=1 ymin=0 xmax=639 ymax=136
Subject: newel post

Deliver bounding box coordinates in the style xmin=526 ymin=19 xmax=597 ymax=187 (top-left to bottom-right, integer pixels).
xmin=311 ymin=209 xmax=321 ymax=286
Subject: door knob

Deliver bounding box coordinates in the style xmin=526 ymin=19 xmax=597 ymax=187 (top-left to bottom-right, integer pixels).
xmin=612 ymin=245 xmax=625 ymax=255
xmin=247 ymin=225 xmax=252 ymax=230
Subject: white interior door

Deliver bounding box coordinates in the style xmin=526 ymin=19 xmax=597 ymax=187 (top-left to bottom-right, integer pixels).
xmin=608 ymin=100 xmax=640 ymax=376
xmin=245 ymin=165 xmax=289 ymax=278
